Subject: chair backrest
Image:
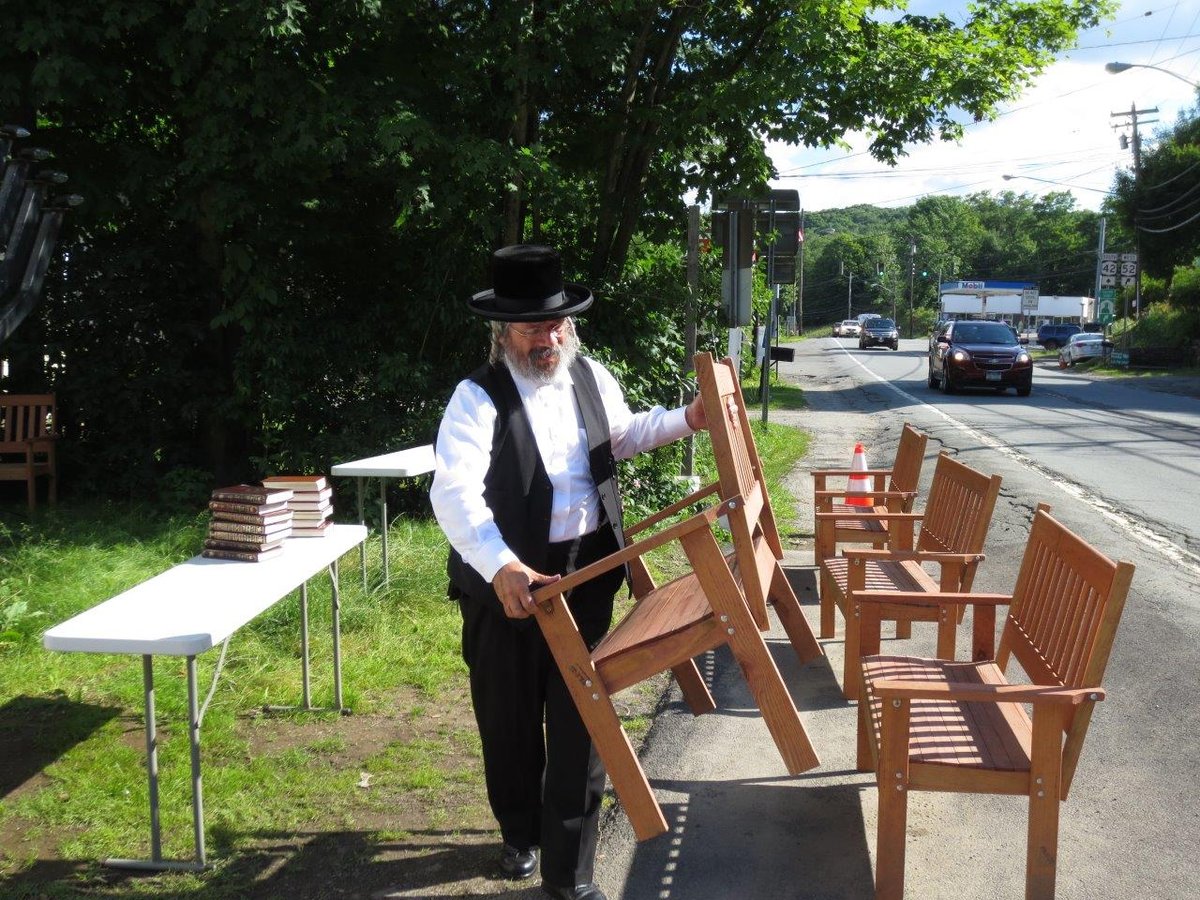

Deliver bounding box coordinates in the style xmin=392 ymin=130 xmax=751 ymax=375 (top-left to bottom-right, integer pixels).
xmin=0 ymin=393 xmax=56 ymax=447
xmin=887 ymin=424 xmax=928 ymax=510
xmin=997 ymin=505 xmax=1135 ymax=796
xmin=694 ymin=353 xmax=779 ymax=623
xmin=915 ymin=451 xmax=1002 ymax=579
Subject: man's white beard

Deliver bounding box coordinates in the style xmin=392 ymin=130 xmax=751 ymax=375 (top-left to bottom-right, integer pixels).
xmin=504 ymin=330 xmax=580 ymax=385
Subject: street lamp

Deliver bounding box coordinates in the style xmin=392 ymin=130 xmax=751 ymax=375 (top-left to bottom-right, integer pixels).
xmin=1105 ymin=61 xmax=1200 ymax=89
xmin=1001 ymin=174 xmax=1114 ymax=194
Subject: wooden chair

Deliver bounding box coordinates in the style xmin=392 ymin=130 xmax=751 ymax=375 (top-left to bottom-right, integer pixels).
xmin=856 ymin=504 xmax=1135 ymax=900
xmin=811 ymin=423 xmax=928 ymax=567
xmin=529 ymin=353 xmax=821 ymax=841
xmin=818 ymin=451 xmax=1002 ymax=698
xmin=0 ymin=393 xmax=57 ymax=509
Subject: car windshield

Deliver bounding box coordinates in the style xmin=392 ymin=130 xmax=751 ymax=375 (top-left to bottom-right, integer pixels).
xmin=868 ymin=319 xmax=895 ymax=328
xmin=952 ymin=323 xmax=1017 ymax=345
xmin=842 ymin=320 xmax=857 ymax=326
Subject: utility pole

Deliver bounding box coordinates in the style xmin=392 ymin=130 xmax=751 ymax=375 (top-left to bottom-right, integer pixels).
xmin=907 ymin=239 xmax=917 ymax=338
xmin=796 ymin=208 xmax=805 ymax=335
xmin=1111 ymin=103 xmax=1157 ymax=322
xmin=682 ymin=204 xmax=699 ymax=476
xmin=840 ymin=261 xmax=854 ymax=318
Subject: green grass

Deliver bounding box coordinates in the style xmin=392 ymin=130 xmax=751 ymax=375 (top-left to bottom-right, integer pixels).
xmin=0 ymin=386 xmax=810 ymax=895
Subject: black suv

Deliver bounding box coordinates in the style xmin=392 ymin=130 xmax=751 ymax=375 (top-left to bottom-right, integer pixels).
xmin=859 ymin=317 xmax=899 ymax=350
xmin=928 ymin=320 xmax=1034 ymax=396
xmin=1036 ymin=323 xmax=1081 ymax=350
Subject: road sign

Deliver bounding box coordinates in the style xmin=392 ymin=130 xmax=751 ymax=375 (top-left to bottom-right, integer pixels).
xmin=1098 ymin=298 xmax=1116 ymax=324
xmin=1099 ymin=288 xmax=1117 ymax=300
xmin=1100 ymin=260 xmax=1118 ymax=277
xmin=1021 ymin=287 xmax=1039 ymax=314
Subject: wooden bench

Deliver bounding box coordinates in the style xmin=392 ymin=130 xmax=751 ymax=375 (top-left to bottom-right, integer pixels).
xmin=818 ymin=452 xmax=1002 ymax=698
xmin=0 ymin=393 xmax=57 ymax=509
xmin=529 ymin=352 xmax=821 ymax=841
xmin=811 ymin=423 xmax=928 ymax=569
xmin=855 ymin=504 xmax=1135 ymax=900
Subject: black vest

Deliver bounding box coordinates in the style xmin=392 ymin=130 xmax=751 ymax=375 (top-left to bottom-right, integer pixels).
xmin=445 ymin=357 xmax=624 ymax=610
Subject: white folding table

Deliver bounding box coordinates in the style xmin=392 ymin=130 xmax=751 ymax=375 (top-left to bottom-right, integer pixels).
xmin=42 ymin=524 xmax=367 ymax=872
xmin=331 ymin=444 xmax=435 ymax=587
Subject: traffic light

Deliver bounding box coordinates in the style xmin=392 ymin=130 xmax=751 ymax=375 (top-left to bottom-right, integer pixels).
xmin=921 ymin=269 xmax=928 ymax=277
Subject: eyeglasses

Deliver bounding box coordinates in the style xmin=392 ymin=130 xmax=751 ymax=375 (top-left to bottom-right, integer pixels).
xmin=508 ymin=319 xmax=569 ymax=339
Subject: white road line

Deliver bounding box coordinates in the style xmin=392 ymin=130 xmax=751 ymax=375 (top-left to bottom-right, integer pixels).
xmin=832 ymin=340 xmax=1200 ymax=577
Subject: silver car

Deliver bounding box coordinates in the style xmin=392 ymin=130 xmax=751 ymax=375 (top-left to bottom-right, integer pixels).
xmin=1058 ymin=333 xmax=1107 ymax=367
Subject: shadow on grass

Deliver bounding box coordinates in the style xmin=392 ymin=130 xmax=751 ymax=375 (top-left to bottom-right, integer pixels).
xmin=0 ymin=693 xmax=120 ymax=800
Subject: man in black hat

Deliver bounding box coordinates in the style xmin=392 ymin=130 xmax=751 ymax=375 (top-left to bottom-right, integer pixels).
xmin=430 ymin=244 xmax=706 ymax=900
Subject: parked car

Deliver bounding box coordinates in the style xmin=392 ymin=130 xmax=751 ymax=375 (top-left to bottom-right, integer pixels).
xmin=928 ymin=319 xmax=1034 ymax=396
xmin=859 ymin=317 xmax=899 ymax=350
xmin=1058 ymin=332 xmax=1109 ymax=367
xmin=1036 ymin=323 xmax=1082 ymax=350
xmin=833 ymin=319 xmax=862 ymax=338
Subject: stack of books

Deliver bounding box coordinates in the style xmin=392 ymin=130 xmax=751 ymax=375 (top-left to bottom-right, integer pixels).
xmin=204 ymin=484 xmax=295 ymax=562
xmin=261 ymin=474 xmax=333 ymax=537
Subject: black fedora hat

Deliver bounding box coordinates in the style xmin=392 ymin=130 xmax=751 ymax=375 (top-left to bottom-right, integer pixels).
xmin=467 ymin=244 xmax=593 ymax=322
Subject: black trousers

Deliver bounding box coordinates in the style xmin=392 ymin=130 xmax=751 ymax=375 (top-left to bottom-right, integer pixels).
xmin=460 ymin=525 xmax=622 ymax=888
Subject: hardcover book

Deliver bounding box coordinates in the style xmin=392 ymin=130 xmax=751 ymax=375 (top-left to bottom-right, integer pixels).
xmin=202 ymin=545 xmax=284 ymax=563
xmin=291 ymin=519 xmax=332 ymax=537
xmin=205 ymin=536 xmax=286 ymax=553
xmin=290 ymin=498 xmax=332 ymax=512
xmin=211 ymin=484 xmax=293 ymax=505
xmin=210 ymin=509 xmax=293 ymax=527
xmin=291 ymin=508 xmax=333 ymax=521
xmin=209 ymin=519 xmax=293 ymax=538
xmin=209 ymin=499 xmax=290 ymax=517
xmin=262 ymin=474 xmax=329 ymax=492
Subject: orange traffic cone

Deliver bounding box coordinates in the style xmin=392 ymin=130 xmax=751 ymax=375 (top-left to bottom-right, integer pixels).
xmin=845 ymin=442 xmax=872 ymax=507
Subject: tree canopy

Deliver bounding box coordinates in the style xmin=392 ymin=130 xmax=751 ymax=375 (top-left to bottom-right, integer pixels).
xmin=0 ymin=0 xmax=1113 ymax=496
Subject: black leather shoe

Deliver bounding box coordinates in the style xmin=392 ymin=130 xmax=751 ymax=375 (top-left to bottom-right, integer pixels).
xmin=541 ymin=882 xmax=607 ymax=900
xmin=498 ymin=843 xmax=538 ymax=880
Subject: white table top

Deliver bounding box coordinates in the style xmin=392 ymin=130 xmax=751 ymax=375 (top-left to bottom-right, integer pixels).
xmin=331 ymin=444 xmax=435 ymax=478
xmin=42 ymin=524 xmax=367 ymax=657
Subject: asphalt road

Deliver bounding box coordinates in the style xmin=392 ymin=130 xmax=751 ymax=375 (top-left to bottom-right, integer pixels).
xmin=589 ymin=337 xmax=1200 ymax=900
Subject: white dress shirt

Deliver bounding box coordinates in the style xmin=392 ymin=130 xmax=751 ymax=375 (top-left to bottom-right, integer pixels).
xmin=431 ymin=356 xmax=693 ymax=584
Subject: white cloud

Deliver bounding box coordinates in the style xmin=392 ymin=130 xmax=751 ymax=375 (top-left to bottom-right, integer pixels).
xmin=768 ymin=0 xmax=1200 ymax=212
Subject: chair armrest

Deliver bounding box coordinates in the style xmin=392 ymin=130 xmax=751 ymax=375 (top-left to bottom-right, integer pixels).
xmin=842 ymin=549 xmax=983 ymax=565
xmin=814 ymin=511 xmax=923 ymax=522
xmin=872 ymin=678 xmax=1105 ymax=706
xmin=625 ymin=481 xmax=720 ymax=538
xmin=854 ymin=590 xmax=1011 ymax=607
xmin=532 ymin=496 xmax=737 ymax=604
xmin=813 ymin=490 xmax=916 ymax=502
xmin=811 ymin=467 xmax=895 ymax=478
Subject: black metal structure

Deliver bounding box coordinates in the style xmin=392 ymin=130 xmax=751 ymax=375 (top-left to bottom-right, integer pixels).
xmin=0 ymin=126 xmax=82 ymax=346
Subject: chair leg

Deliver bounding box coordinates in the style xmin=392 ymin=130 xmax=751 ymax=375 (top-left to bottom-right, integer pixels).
xmin=1026 ymin=706 xmax=1065 ymax=899
xmin=875 ymin=699 xmax=911 ymax=900
xmin=769 ymin=563 xmax=823 ymax=665
xmin=856 ymin=689 xmax=875 ymax=772
xmin=842 ymin=603 xmax=862 ymax=700
xmin=819 ymin=566 xmax=837 ymax=639
xmin=672 ymin=660 xmax=716 ymax=715
xmin=726 ymin=624 xmax=819 ymax=774
xmin=26 ymin=473 xmax=36 ymax=510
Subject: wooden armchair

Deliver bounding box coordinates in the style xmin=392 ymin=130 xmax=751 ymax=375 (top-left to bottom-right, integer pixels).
xmin=856 ymin=504 xmax=1135 ymax=899
xmin=530 ymin=353 xmax=821 ymax=840
xmin=811 ymin=423 xmax=928 ymax=567
xmin=0 ymin=393 xmax=57 ymax=509
xmin=818 ymin=451 xmax=1002 ymax=698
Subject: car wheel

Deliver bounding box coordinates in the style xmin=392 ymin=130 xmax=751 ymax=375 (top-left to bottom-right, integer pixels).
xmin=1058 ymin=356 xmax=1068 ymax=369
xmin=941 ymin=370 xmax=956 ymax=394
xmin=1044 ymin=340 xmax=1058 ymax=350
xmin=1017 ymin=385 xmax=1032 ymax=397
xmin=927 ymin=365 xmax=938 ymax=389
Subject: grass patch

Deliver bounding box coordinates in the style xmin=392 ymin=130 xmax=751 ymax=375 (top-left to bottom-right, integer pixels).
xmin=0 ymin=392 xmax=811 ymax=895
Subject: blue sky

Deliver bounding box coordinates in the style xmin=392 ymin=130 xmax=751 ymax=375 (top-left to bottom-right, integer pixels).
xmin=767 ymin=1 xmax=1200 ymax=212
